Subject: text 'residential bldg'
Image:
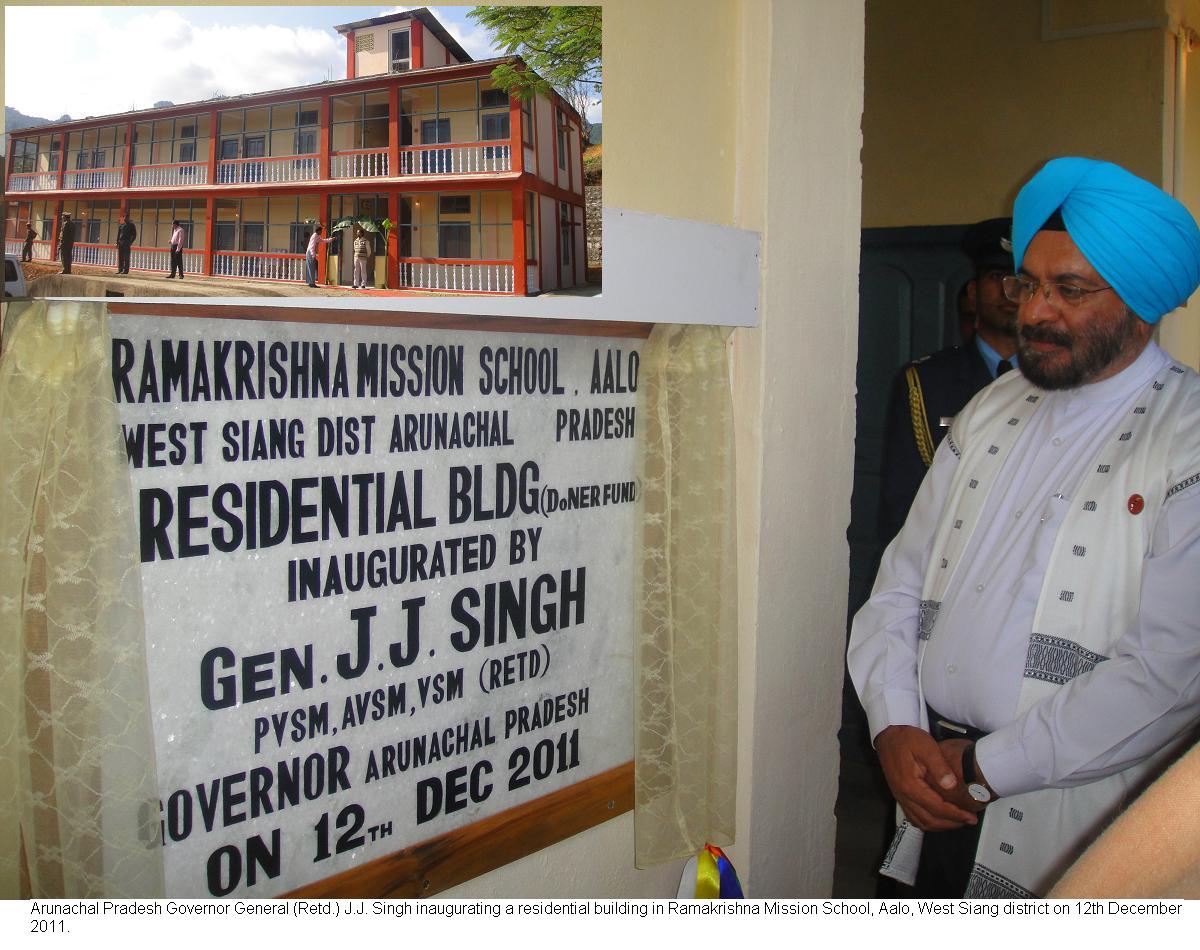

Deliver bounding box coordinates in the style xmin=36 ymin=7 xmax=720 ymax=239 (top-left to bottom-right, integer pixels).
xmin=3 ymin=8 xmax=589 ymax=295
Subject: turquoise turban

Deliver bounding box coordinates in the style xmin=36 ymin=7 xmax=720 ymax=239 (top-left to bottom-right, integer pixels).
xmin=1012 ymin=157 xmax=1200 ymax=323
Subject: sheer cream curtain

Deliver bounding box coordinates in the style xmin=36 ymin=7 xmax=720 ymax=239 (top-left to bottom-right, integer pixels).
xmin=634 ymin=324 xmax=738 ymax=867
xmin=0 ymin=302 xmax=734 ymax=890
xmin=0 ymin=300 xmax=163 ymax=898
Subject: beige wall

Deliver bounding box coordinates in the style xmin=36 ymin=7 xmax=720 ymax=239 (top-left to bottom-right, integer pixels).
xmin=423 ymin=29 xmax=450 ymax=68
xmin=353 ymin=24 xmax=395 ymax=78
xmin=537 ymin=192 xmax=557 ymax=292
xmin=865 ymin=0 xmax=1200 ymax=368
xmin=535 ymin=95 xmax=555 ymax=183
xmin=1161 ymin=0 xmax=1200 ymax=366
xmin=863 ymin=0 xmax=1166 ymax=227
xmin=351 ymin=21 xmax=459 ymax=77
xmin=446 ymin=0 xmax=864 ymax=899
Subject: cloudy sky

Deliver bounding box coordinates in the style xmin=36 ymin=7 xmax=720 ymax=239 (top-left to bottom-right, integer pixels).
xmin=3 ymin=5 xmax=525 ymax=122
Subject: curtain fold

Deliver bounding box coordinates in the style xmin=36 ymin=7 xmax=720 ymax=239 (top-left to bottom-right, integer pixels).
xmin=634 ymin=324 xmax=738 ymax=867
xmin=0 ymin=300 xmax=163 ymax=898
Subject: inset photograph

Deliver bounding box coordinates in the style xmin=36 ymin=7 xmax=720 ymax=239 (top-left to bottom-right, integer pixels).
xmin=3 ymin=5 xmax=601 ymax=299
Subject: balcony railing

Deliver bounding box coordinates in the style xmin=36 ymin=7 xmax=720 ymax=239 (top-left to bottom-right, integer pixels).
xmin=5 ymin=239 xmax=53 ymax=261
xmin=399 ymin=259 xmax=514 ymax=293
xmin=130 ymin=162 xmax=209 ymax=188
xmin=70 ymin=242 xmax=118 ymax=267
xmin=398 ymin=142 xmax=512 ymax=176
xmin=129 ymin=247 xmax=203 ymax=275
xmin=8 ymin=139 xmax=521 ymax=195
xmin=7 ymin=172 xmax=59 ymax=192
xmin=213 ymin=251 xmax=306 ymax=282
xmin=217 ymin=155 xmax=319 ymax=185
xmin=331 ymin=149 xmax=390 ymax=179
xmin=63 ymin=169 xmax=125 ymax=190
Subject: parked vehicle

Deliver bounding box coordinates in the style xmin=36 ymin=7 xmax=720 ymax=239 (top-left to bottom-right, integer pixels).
xmin=4 ymin=254 xmax=28 ymax=298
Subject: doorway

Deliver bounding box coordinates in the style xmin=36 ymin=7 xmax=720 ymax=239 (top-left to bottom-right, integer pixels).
xmin=833 ymin=224 xmax=973 ymax=897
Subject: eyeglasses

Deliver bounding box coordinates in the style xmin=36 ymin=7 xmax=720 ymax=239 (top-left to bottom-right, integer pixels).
xmin=1001 ymin=275 xmax=1113 ymax=306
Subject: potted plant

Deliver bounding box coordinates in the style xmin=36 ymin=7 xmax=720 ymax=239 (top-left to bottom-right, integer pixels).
xmin=373 ymin=218 xmax=395 ymax=289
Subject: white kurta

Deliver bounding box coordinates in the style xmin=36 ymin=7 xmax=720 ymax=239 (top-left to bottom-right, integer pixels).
xmin=849 ymin=342 xmax=1200 ymax=890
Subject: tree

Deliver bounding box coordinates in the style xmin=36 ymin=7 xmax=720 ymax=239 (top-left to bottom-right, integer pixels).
xmin=467 ymin=6 xmax=601 ymax=107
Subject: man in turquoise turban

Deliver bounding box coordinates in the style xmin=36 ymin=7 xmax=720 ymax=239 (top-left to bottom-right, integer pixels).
xmin=850 ymin=158 xmax=1200 ymax=897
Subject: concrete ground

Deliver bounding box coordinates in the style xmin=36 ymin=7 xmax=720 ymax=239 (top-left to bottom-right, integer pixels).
xmin=28 ymin=264 xmax=444 ymax=299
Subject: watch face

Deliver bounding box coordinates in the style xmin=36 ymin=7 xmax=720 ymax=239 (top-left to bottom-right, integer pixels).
xmin=968 ymin=783 xmax=991 ymax=803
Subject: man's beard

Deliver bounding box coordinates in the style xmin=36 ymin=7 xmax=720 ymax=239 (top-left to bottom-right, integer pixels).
xmin=1017 ymin=307 xmax=1142 ymax=390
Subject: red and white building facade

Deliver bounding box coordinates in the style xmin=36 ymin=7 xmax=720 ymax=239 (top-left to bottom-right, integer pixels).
xmin=3 ymin=9 xmax=588 ymax=295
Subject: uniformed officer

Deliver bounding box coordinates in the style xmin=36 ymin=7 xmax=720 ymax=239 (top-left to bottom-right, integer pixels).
xmin=878 ymin=217 xmax=1017 ymax=541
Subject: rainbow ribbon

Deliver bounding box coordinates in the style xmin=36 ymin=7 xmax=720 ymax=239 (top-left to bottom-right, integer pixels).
xmin=694 ymin=844 xmax=744 ymax=899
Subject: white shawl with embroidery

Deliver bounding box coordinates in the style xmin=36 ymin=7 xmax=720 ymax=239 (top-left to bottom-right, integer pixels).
xmin=881 ymin=358 xmax=1200 ymax=897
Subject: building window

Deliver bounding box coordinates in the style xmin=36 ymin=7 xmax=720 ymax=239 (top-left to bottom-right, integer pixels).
xmin=556 ymin=110 xmax=568 ymax=171
xmin=481 ymin=113 xmax=510 ymax=141
xmin=391 ymin=29 xmax=412 ymax=73
xmin=332 ymin=91 xmax=390 ymax=151
xmin=64 ymin=125 xmax=126 ymax=175
xmin=133 ymin=115 xmax=206 ymax=168
xmin=401 ymin=80 xmax=516 ymax=151
xmin=215 ymin=222 xmax=237 ymax=252
xmin=178 ymin=142 xmax=197 ymax=178
xmin=560 ymin=202 xmax=572 ymax=266
xmin=10 ymin=139 xmax=36 ymax=174
xmin=439 ymin=223 xmax=471 ymax=258
xmin=399 ymin=190 xmax=511 ymax=261
xmin=525 ymin=193 xmax=537 ymax=260
xmin=59 ymin=199 xmax=121 ymax=246
xmin=126 ymin=197 xmax=207 ymax=250
xmin=521 ymin=98 xmax=533 ymax=147
xmin=217 ymin=101 xmax=317 ymax=168
xmin=439 ymin=195 xmax=471 ymax=215
xmin=420 ymin=118 xmax=452 ymax=174
xmin=289 ymin=223 xmax=310 ymax=255
xmin=212 ymin=195 xmax=317 ymax=261
xmin=481 ymin=89 xmax=508 ymax=109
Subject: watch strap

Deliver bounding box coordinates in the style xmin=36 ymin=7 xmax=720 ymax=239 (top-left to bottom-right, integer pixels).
xmin=962 ymin=741 xmax=979 ymax=784
xmin=962 ymin=741 xmax=994 ymax=803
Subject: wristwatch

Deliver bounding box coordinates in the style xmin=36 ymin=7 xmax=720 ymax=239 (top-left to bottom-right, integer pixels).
xmin=962 ymin=742 xmax=995 ymax=805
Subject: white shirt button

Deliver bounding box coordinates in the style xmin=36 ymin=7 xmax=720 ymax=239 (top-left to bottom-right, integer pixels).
xmin=1015 ymin=509 xmax=1023 ymax=519
xmin=1053 ymin=437 xmax=1063 ymax=446
xmin=947 ymin=665 xmax=957 ymax=674
xmin=975 ymin=584 xmax=985 ymax=592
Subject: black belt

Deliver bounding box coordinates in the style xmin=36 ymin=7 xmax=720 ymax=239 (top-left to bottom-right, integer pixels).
xmin=926 ymin=705 xmax=987 ymax=743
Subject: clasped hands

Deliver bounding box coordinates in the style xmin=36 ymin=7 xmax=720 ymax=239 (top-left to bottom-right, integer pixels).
xmin=874 ymin=725 xmax=990 ymax=831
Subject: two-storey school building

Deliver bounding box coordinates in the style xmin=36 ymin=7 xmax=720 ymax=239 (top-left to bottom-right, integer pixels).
xmin=3 ymin=8 xmax=589 ymax=295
